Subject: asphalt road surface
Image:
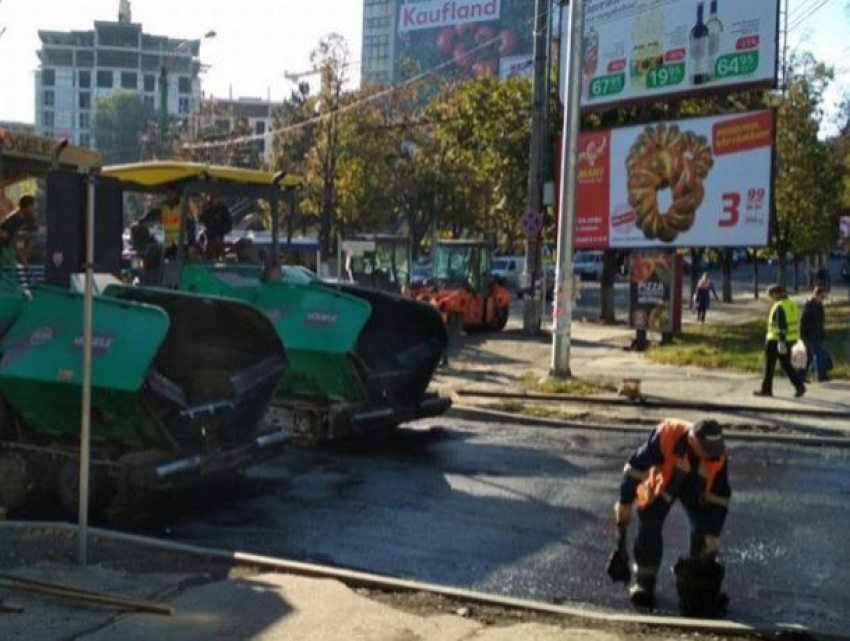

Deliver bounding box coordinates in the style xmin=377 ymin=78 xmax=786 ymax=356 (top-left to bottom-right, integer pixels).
xmin=153 ymin=418 xmax=850 ymax=635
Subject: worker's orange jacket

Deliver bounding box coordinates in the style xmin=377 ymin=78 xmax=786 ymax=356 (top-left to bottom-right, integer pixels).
xmin=633 ymin=420 xmax=728 ymax=510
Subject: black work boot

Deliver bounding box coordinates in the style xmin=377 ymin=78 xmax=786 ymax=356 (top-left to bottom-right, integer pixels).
xmin=629 ymin=573 xmax=656 ymax=610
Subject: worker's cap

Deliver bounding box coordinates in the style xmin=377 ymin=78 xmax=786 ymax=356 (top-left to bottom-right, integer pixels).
xmin=690 ymin=419 xmax=725 ymax=460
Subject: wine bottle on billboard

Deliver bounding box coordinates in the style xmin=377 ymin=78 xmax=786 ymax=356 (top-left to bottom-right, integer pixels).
xmin=706 ymin=0 xmax=723 ymax=79
xmin=690 ymin=1 xmax=710 ymax=85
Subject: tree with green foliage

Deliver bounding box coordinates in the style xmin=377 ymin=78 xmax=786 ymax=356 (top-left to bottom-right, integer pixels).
xmin=774 ymin=54 xmax=844 ymax=287
xmin=306 ymin=33 xmax=350 ymax=261
xmin=425 ymin=76 xmax=531 ymax=248
xmin=93 ymin=91 xmax=150 ymax=164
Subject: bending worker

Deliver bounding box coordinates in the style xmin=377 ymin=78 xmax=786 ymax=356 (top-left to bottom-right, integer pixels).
xmin=614 ymin=418 xmax=730 ymax=610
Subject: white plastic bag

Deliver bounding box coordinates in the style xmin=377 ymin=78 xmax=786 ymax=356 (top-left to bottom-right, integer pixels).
xmin=791 ymin=341 xmax=807 ymax=370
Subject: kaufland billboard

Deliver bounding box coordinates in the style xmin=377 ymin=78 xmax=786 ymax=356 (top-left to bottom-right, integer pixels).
xmin=394 ymin=0 xmax=534 ymax=82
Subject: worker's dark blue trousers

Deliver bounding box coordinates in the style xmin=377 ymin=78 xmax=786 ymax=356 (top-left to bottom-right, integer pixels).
xmin=634 ymin=495 xmax=721 ymax=582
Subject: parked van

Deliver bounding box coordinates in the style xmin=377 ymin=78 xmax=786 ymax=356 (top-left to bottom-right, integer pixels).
xmin=491 ymin=255 xmax=526 ymax=291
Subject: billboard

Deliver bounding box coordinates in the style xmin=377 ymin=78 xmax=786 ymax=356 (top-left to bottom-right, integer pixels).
xmin=575 ymin=110 xmax=774 ymax=250
xmin=630 ymin=251 xmax=676 ymax=333
xmin=581 ymin=0 xmax=779 ymax=109
xmin=840 ymin=217 xmax=850 ymax=250
xmin=394 ymin=0 xmax=534 ymax=82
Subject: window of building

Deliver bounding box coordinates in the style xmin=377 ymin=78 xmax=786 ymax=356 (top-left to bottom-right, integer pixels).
xmin=79 ymin=112 xmax=90 ymax=129
xmin=79 ymin=133 xmax=90 ymax=148
xmin=79 ymin=70 xmax=91 ymax=88
xmin=144 ymin=74 xmax=156 ymax=92
xmin=43 ymin=90 xmax=55 ymax=107
xmin=79 ymin=92 xmax=91 ymax=109
xmin=178 ymin=77 xmax=192 ymax=94
xmin=42 ymin=69 xmax=56 ymax=86
xmin=120 ymin=71 xmax=137 ymax=89
xmin=143 ymin=95 xmax=155 ymax=111
xmin=76 ymin=50 xmax=95 ymax=67
xmin=178 ymin=97 xmax=190 ymax=114
xmin=97 ymin=70 xmax=113 ymax=88
xmin=96 ymin=50 xmax=139 ymax=68
xmin=43 ymin=111 xmax=55 ymax=128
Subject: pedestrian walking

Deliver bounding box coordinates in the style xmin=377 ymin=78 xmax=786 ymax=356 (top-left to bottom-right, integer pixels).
xmin=614 ymin=418 xmax=730 ymax=614
xmin=753 ymin=285 xmax=806 ymax=398
xmin=816 ymin=265 xmax=830 ymax=292
xmin=799 ymin=286 xmax=829 ymax=382
xmin=694 ymin=272 xmax=718 ymax=323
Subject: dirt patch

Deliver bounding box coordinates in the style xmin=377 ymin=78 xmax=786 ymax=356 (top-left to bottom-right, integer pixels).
xmin=359 ymin=588 xmax=769 ymax=640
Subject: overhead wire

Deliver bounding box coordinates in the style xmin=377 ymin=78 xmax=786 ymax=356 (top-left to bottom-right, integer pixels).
xmin=183 ymin=7 xmax=550 ymax=152
xmin=788 ymin=0 xmax=835 ymax=31
xmin=788 ymin=0 xmax=821 ymax=20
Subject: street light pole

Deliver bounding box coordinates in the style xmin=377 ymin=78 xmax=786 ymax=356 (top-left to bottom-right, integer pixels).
xmin=160 ymin=31 xmax=217 ymax=142
xmin=551 ymin=0 xmax=584 ymax=378
xmin=522 ymin=0 xmax=550 ymax=335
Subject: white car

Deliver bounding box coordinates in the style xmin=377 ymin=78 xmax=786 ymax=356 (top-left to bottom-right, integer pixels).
xmin=491 ymin=255 xmax=525 ymax=291
xmin=573 ymin=251 xmax=603 ymax=281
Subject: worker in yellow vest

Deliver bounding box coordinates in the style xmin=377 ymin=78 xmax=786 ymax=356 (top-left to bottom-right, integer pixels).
xmin=160 ymin=185 xmax=183 ymax=251
xmin=753 ymin=284 xmax=805 ymax=398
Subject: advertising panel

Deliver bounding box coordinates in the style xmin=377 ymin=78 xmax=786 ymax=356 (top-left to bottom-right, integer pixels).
xmin=575 ymin=110 xmax=774 ymax=250
xmin=630 ymin=251 xmax=675 ymax=333
xmin=394 ymin=0 xmax=533 ymax=82
xmin=581 ymin=0 xmax=779 ymax=109
xmin=839 ymin=217 xmax=850 ymax=249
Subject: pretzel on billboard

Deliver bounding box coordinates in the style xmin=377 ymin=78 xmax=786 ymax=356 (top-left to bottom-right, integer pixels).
xmin=626 ymin=124 xmax=714 ymax=243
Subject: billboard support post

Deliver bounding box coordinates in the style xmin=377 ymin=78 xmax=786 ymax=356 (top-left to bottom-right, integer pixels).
xmin=551 ymin=0 xmax=584 ymax=378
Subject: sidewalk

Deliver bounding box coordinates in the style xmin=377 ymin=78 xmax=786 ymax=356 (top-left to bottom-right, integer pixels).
xmin=435 ymin=301 xmax=850 ymax=437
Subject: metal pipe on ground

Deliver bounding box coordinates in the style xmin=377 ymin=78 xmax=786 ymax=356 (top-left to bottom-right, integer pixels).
xmin=0 ymin=572 xmax=173 ymax=615
xmin=0 ymin=522 xmax=841 ymax=640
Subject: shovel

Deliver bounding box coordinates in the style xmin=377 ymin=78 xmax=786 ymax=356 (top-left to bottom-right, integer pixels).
xmin=606 ymin=524 xmax=631 ymax=584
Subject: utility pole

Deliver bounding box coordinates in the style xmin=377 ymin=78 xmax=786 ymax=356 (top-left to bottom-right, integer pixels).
xmin=522 ymin=0 xmax=550 ymax=335
xmin=551 ymin=0 xmax=584 ymax=378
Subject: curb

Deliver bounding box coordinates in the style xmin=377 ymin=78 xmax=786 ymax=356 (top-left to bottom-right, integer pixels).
xmin=0 ymin=521 xmax=844 ymax=640
xmin=447 ymin=405 xmax=850 ymax=449
xmin=454 ymin=389 xmax=850 ymax=421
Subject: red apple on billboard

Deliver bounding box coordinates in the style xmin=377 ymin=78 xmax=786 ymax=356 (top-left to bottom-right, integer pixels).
xmin=453 ymin=43 xmax=474 ymax=69
xmin=498 ymin=29 xmax=517 ymax=56
xmin=436 ymin=28 xmax=455 ymax=56
xmin=474 ymin=25 xmax=497 ymax=45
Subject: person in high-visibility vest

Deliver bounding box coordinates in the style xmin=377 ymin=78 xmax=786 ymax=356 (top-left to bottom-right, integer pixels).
xmin=753 ymin=284 xmax=805 ymax=398
xmin=160 ymin=185 xmax=183 ymax=251
xmin=615 ymin=418 xmax=730 ymax=613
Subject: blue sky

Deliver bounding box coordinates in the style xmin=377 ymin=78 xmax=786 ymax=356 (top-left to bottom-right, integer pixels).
xmin=0 ymin=0 xmax=847 ymax=131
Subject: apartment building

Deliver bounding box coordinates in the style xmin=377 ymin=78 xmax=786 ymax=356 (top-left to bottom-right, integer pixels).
xmin=34 ymin=3 xmax=203 ymax=148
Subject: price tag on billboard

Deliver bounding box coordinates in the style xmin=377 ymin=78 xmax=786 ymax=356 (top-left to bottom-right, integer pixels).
xmin=581 ymin=0 xmax=779 ymax=109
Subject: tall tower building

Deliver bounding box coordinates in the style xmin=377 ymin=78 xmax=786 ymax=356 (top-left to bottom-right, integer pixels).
xmin=361 ymin=0 xmax=397 ymax=87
